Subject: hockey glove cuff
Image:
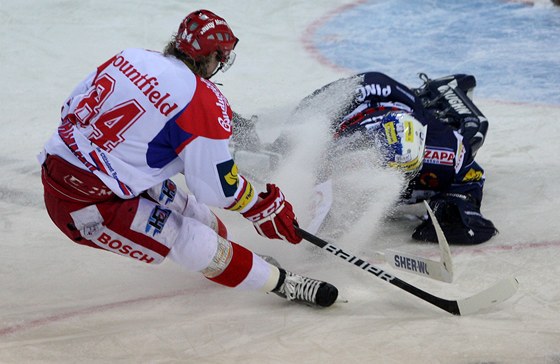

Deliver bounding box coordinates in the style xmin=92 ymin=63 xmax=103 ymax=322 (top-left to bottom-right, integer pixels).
xmin=412 ymin=193 xmax=498 ymax=245
xmin=242 ymin=184 xmax=302 ymax=244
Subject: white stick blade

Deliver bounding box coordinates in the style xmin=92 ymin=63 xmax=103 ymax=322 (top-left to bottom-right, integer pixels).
xmin=457 ymin=277 xmax=519 ymax=316
xmin=423 ymin=200 xmax=454 ymax=280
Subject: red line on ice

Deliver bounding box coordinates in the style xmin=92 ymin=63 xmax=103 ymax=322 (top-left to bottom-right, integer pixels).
xmin=300 ymin=0 xmax=368 ymax=74
xmin=0 ymin=289 xmax=190 ymax=337
xmin=2 ymin=239 xmax=558 ymax=337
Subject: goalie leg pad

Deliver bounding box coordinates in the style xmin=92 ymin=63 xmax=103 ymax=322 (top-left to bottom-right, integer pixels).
xmin=412 ymin=194 xmax=498 ymax=245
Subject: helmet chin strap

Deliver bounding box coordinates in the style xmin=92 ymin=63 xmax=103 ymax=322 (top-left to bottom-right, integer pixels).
xmin=207 ymin=63 xmax=224 ymax=79
xmin=206 ymin=51 xmax=236 ymax=80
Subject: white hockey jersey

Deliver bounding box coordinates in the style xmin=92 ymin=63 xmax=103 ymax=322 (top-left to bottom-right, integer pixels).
xmin=40 ymin=48 xmax=257 ymax=213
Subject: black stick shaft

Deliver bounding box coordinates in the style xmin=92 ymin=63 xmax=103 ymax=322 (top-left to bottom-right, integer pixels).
xmin=295 ymin=225 xmax=460 ymax=315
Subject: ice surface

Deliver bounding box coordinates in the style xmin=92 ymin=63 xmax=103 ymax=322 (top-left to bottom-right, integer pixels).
xmin=1 ymin=0 xmax=559 ymax=363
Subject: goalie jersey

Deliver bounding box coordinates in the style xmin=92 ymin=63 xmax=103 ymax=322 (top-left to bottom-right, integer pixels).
xmin=40 ymin=48 xmax=257 ymax=213
xmin=315 ymin=71 xmax=486 ymax=205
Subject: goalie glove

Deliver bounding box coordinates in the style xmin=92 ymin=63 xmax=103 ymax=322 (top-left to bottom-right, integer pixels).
xmin=412 ymin=193 xmax=498 ymax=245
xmin=242 ymin=184 xmax=302 ymax=244
xmin=414 ymin=73 xmax=489 ymax=156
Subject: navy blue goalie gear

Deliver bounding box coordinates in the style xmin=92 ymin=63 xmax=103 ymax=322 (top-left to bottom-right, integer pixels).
xmin=412 ymin=193 xmax=498 ymax=245
xmin=413 ymin=73 xmax=489 ymax=156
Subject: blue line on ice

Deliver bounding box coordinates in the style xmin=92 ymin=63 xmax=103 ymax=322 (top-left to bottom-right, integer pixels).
xmin=309 ymin=0 xmax=559 ymax=104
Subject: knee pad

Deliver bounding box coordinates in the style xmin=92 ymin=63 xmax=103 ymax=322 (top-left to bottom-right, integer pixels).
xmin=183 ymin=196 xmax=228 ymax=238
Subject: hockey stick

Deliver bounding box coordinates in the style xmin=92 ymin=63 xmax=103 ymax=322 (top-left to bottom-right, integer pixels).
xmin=307 ymin=182 xmax=453 ymax=282
xmin=295 ymin=225 xmax=519 ymax=316
xmin=380 ymin=201 xmax=454 ymax=282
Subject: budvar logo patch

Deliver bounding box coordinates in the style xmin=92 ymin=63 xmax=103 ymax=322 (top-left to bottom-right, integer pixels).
xmin=146 ymin=206 xmax=171 ymax=236
xmin=217 ymin=159 xmax=238 ymax=197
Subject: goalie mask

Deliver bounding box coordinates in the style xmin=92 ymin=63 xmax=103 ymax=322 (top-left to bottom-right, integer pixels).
xmin=373 ymin=112 xmax=427 ymax=177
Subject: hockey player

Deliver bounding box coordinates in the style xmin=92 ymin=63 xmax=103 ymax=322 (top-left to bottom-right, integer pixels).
xmin=233 ymin=72 xmax=498 ymax=245
xmin=38 ymin=9 xmax=338 ymax=308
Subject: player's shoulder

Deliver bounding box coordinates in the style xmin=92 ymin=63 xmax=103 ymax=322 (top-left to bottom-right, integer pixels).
xmin=174 ymin=77 xmax=233 ymax=140
xmin=117 ymin=47 xmax=196 ymax=95
xmin=119 ymin=47 xmax=163 ymax=59
xmin=116 ymin=48 xmax=164 ymax=65
xmin=120 ymin=48 xmax=192 ymax=75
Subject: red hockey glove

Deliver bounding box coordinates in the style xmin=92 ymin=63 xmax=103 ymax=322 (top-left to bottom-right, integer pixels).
xmin=242 ymin=184 xmax=302 ymax=244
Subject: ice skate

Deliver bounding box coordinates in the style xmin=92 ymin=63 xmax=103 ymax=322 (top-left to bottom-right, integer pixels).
xmin=272 ymin=269 xmax=338 ymax=308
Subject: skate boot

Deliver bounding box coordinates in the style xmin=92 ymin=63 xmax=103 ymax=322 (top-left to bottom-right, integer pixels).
xmin=272 ymin=269 xmax=338 ymax=308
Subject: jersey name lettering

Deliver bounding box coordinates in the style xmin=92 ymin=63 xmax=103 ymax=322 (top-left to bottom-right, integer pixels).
xmin=437 ymin=85 xmax=471 ymax=115
xmin=112 ymin=55 xmax=178 ymax=116
xmin=356 ymin=83 xmax=391 ymax=102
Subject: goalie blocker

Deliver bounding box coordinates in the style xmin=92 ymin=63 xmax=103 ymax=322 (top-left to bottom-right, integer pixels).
xmin=413 ymin=73 xmax=489 ymax=156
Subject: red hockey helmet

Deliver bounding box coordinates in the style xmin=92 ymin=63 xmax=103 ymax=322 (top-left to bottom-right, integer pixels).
xmin=175 ymin=10 xmax=239 ymax=64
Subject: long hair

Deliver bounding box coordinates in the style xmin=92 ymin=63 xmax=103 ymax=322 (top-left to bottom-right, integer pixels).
xmin=163 ymin=38 xmax=213 ymax=78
